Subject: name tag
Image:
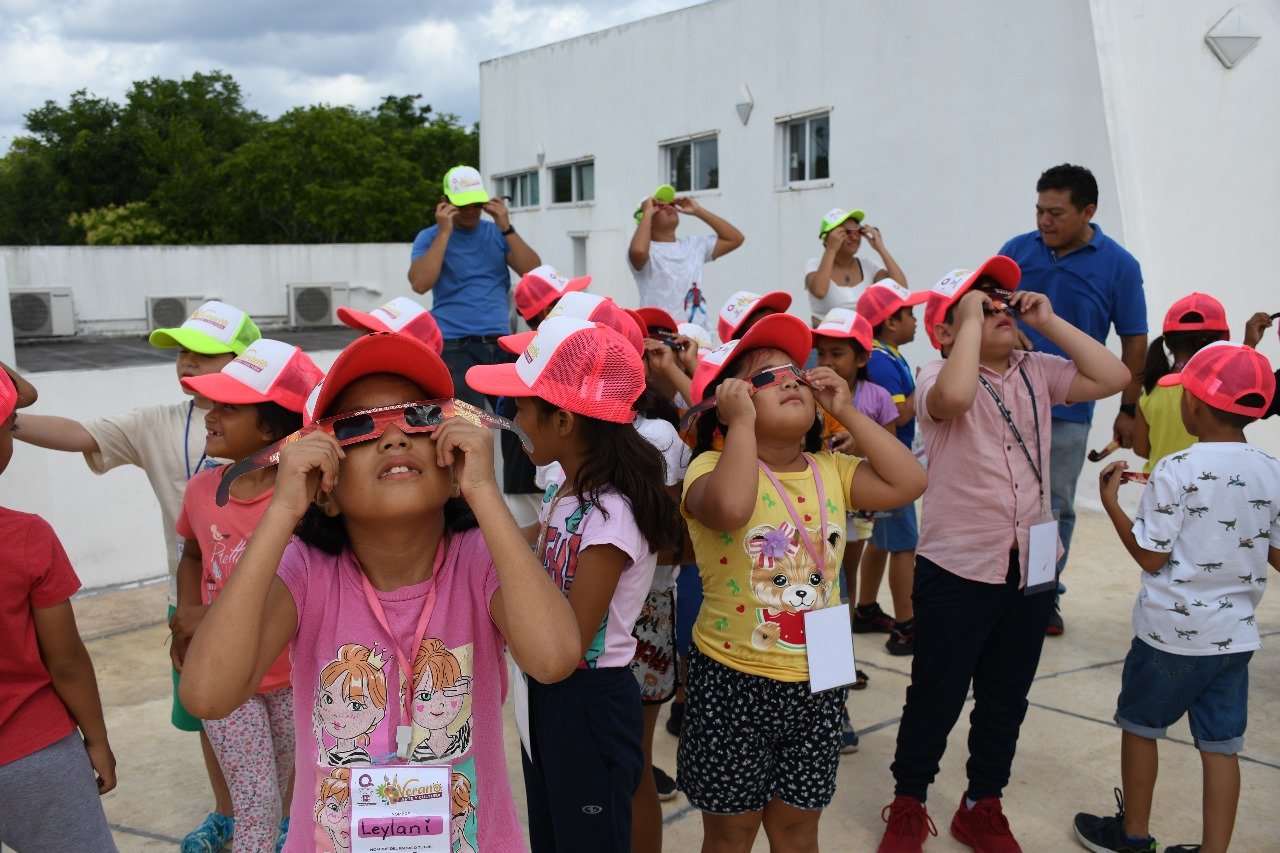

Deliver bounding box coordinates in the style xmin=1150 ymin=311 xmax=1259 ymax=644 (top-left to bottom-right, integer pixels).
xmin=351 ymin=765 xmax=451 ymax=852
xmin=1024 ymin=516 xmax=1059 ymax=595
xmin=804 ymin=604 xmax=859 ymax=693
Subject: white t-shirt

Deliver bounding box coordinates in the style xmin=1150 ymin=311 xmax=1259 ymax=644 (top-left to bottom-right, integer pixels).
xmin=1131 ymin=442 xmax=1280 ymax=656
xmin=803 ymin=255 xmax=886 ymax=319
xmin=630 ymin=234 xmax=718 ymax=330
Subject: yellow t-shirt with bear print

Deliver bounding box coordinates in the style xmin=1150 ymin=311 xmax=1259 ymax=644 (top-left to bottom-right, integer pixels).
xmin=681 ymin=450 xmax=860 ymax=682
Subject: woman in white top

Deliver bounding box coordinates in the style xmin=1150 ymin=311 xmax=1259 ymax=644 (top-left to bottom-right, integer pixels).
xmin=804 ymin=207 xmax=908 ymax=325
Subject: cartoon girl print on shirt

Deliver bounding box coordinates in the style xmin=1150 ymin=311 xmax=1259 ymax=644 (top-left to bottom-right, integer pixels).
xmin=315 ymin=643 xmax=388 ymax=766
xmin=745 ymin=521 xmax=843 ymax=651
xmin=451 ymin=769 xmax=479 ymax=853
xmin=313 ymin=766 xmax=352 ymax=853
xmin=408 ymin=639 xmax=473 ymax=762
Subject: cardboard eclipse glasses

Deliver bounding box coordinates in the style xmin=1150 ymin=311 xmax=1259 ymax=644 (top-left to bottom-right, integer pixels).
xmin=214 ymin=398 xmax=531 ymax=506
xmin=679 ymin=364 xmax=816 ymax=431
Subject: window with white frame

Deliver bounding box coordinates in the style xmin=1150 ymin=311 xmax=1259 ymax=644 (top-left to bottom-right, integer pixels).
xmin=494 ymin=170 xmax=539 ymax=209
xmin=550 ymin=158 xmax=595 ymax=204
xmin=779 ymin=112 xmax=830 ymax=184
xmin=662 ymin=134 xmax=719 ymax=192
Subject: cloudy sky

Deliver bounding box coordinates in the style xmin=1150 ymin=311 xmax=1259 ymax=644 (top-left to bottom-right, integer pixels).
xmin=0 ymin=0 xmax=704 ymax=147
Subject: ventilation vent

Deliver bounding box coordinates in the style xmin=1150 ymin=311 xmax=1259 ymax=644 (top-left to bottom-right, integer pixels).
xmin=287 ymin=284 xmax=349 ymax=327
xmin=10 ymin=289 xmax=75 ymax=338
xmin=146 ymin=296 xmax=207 ymax=330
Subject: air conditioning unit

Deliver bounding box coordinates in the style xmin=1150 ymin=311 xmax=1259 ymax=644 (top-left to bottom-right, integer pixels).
xmin=146 ymin=296 xmax=207 ymax=330
xmin=10 ymin=289 xmax=75 ymax=338
xmin=288 ymin=283 xmax=350 ymax=328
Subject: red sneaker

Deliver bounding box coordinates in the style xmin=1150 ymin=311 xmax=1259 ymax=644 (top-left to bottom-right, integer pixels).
xmin=877 ymin=795 xmax=937 ymax=853
xmin=949 ymin=796 xmax=1022 ymax=852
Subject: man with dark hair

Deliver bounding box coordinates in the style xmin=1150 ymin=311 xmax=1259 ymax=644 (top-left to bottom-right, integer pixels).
xmin=999 ymin=163 xmax=1147 ymax=636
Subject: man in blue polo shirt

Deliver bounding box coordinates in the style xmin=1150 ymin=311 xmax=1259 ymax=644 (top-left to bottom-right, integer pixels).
xmin=999 ymin=163 xmax=1147 ymax=636
xmin=408 ymin=165 xmax=542 ymax=408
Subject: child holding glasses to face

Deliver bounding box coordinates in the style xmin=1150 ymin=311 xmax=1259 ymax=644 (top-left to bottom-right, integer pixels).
xmin=180 ymin=332 xmax=581 ymax=853
xmin=678 ymin=313 xmax=926 ymax=852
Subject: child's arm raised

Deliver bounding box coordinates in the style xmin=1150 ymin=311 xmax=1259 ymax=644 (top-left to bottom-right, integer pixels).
xmin=683 ymin=378 xmax=760 ymax=531
xmin=1098 ymin=461 xmax=1167 ymax=574
xmin=925 ymin=291 xmax=986 ymax=420
xmin=181 ymin=434 xmax=341 ymax=718
xmin=434 ymin=420 xmax=580 ymax=685
xmin=34 ymin=600 xmax=116 ymax=793
xmin=1013 ymin=291 xmax=1131 ymax=403
xmin=809 ymin=366 xmax=927 ymax=511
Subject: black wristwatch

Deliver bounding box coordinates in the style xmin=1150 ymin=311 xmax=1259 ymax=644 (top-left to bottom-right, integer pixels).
xmin=501 ymin=225 xmax=516 ymax=236
xmin=1119 ymin=402 xmax=1137 ymax=417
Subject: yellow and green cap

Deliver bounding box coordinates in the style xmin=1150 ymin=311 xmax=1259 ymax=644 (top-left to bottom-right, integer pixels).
xmin=148 ymin=300 xmax=261 ymax=355
xmin=818 ymin=207 xmax=866 ymax=239
xmin=442 ymin=165 xmax=490 ymax=206
xmin=634 ymin=184 xmax=677 ymax=223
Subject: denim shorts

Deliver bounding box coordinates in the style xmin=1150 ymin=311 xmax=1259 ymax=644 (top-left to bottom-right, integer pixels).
xmin=869 ymin=503 xmax=919 ymax=552
xmin=1114 ymin=636 xmax=1252 ymax=754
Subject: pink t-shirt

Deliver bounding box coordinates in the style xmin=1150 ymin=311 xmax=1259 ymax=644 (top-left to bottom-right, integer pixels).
xmin=915 ymin=350 xmax=1077 ymax=585
xmin=538 ymin=489 xmax=654 ymax=668
xmin=277 ymin=529 xmax=521 ymax=853
xmin=177 ymin=466 xmax=290 ymax=693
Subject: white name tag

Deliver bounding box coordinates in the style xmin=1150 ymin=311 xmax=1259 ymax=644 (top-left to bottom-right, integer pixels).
xmin=350 ymin=764 xmax=451 ymax=852
xmin=1025 ymin=517 xmax=1059 ymax=594
xmin=804 ymin=604 xmax=859 ymax=693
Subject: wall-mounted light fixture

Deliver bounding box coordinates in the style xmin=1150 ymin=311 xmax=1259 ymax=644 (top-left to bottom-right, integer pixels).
xmin=1205 ymin=8 xmax=1260 ymax=69
xmin=736 ymin=85 xmax=754 ymax=125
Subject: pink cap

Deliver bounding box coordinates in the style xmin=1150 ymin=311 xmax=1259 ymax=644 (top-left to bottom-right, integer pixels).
xmin=467 ymin=317 xmax=644 ymax=423
xmin=813 ymin=307 xmax=874 ymax=352
xmin=635 ymin=306 xmax=679 ymax=335
xmin=513 ymin=265 xmax=592 ymax=321
xmin=717 ymin=290 xmax=793 ymax=342
xmin=855 ymin=281 xmax=930 ymax=329
xmin=307 ymin=332 xmax=454 ymax=424
xmin=182 ymin=339 xmax=324 ymax=414
xmin=500 ymin=292 xmax=643 ymax=356
xmin=1162 ymin=293 xmax=1229 ymax=334
xmin=1158 ymin=341 xmax=1275 ymax=417
xmin=337 ymin=298 xmax=443 ymax=354
xmin=923 ymin=255 xmax=1022 ymax=349
xmin=0 ymin=369 xmax=17 ymax=423
xmin=691 ymin=313 xmax=813 ymax=403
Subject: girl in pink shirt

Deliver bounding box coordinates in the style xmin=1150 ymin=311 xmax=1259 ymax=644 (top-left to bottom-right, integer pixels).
xmin=180 ymin=332 xmax=582 ymax=853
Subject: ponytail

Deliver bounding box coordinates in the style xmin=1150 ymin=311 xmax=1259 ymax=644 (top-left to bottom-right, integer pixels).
xmin=1144 ymin=330 xmax=1230 ymax=393
xmin=1142 ymin=335 xmax=1171 ymax=394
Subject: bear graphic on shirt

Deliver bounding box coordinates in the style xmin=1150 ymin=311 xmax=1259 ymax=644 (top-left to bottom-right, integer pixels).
xmin=745 ymin=521 xmax=842 ymax=650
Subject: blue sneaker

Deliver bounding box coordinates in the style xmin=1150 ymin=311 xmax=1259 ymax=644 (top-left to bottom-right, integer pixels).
xmin=182 ymin=813 xmax=234 ymax=853
xmin=276 ymin=816 xmax=290 ymax=852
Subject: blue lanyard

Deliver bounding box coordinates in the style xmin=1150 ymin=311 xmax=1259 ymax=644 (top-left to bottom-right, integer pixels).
xmin=185 ymin=401 xmax=208 ymax=480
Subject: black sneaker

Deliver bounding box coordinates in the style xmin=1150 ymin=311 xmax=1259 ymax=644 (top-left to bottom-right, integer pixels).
xmin=664 ymin=701 xmax=685 ymax=737
xmin=1162 ymin=846 xmax=1200 ymax=852
xmin=653 ymin=766 xmax=678 ymax=802
xmin=852 ymin=602 xmax=894 ymax=633
xmin=1072 ymin=788 xmax=1157 ymax=852
xmin=1047 ymin=601 xmax=1065 ymax=636
xmin=885 ymin=620 xmax=915 ymax=656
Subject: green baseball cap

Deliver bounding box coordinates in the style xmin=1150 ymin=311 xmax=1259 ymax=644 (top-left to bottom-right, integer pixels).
xmin=442 ymin=165 xmax=490 ymax=206
xmin=148 ymin=300 xmax=262 ymax=355
xmin=818 ymin=207 xmax=866 ymax=239
xmin=634 ymin=184 xmax=678 ymax=223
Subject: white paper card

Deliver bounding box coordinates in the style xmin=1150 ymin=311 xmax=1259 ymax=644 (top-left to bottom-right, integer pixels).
xmin=1026 ymin=518 xmax=1059 ymax=591
xmin=350 ymin=764 xmax=451 ymax=852
xmin=804 ymin=604 xmax=858 ymax=693
xmin=510 ymin=657 xmax=531 ymax=756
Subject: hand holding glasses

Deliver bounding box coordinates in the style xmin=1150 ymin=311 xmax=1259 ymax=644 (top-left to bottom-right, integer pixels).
xmin=679 ymin=364 xmax=817 ymax=430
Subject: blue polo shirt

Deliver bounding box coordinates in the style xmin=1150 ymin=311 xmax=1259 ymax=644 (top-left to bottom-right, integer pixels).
xmin=867 ymin=340 xmax=915 ymax=447
xmin=410 ymin=220 xmax=512 ymax=339
xmin=999 ymin=224 xmax=1145 ymax=423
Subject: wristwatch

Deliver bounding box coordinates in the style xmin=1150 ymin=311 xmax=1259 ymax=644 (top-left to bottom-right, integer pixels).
xmin=501 ymin=225 xmax=516 ymax=236
xmin=1119 ymin=402 xmax=1137 ymax=417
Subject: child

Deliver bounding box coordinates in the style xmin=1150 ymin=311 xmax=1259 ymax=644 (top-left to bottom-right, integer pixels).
xmin=680 ymin=312 xmax=926 ymax=851
xmin=854 ymin=281 xmax=931 ymax=653
xmin=717 ymin=289 xmax=793 ymax=343
xmin=1074 ymin=341 xmax=1279 ymax=853
xmin=171 ymin=340 xmax=324 ymax=852
xmin=876 ymin=257 xmax=1129 ymax=853
xmin=0 ymin=366 xmax=118 ymax=852
xmin=179 ymin=331 xmax=581 ymax=853
xmin=13 ymin=300 xmax=259 ymax=851
xmin=468 ymin=316 xmax=682 ymax=853
xmin=1134 ymin=293 xmax=1229 ymax=471
xmin=813 ymin=307 xmax=899 ymax=707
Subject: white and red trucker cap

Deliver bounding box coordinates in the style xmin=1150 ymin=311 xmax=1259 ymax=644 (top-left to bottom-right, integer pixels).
xmin=182 ymin=338 xmax=324 ymax=414
xmin=337 ymin=298 xmax=443 ymax=354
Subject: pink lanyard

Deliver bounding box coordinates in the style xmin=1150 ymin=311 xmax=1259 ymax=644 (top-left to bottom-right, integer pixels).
xmin=356 ymin=538 xmax=448 ymax=732
xmin=756 ymin=455 xmax=828 ymax=569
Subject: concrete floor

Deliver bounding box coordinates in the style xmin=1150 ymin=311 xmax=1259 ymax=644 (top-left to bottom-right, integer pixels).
xmin=77 ymin=509 xmax=1278 ymax=852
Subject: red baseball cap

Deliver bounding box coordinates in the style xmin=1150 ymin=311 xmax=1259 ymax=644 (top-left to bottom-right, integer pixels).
xmin=812 ymin=307 xmax=874 ymax=353
xmin=855 ymin=282 xmax=930 ymax=330
xmin=923 ymin=255 xmax=1022 ymax=349
xmin=635 ymin=306 xmax=679 ymax=335
xmin=1158 ymin=340 xmax=1275 ymax=417
xmin=468 ymin=317 xmax=644 ymax=423
xmin=337 ymin=297 xmax=443 ymax=354
xmin=306 ymin=332 xmax=454 ymax=424
xmin=513 ymin=265 xmax=591 ymax=321
xmin=182 ymin=339 xmax=324 ymax=414
xmin=717 ymin=290 xmax=793 ymax=343
xmin=691 ymin=313 xmax=813 ymax=403
xmin=1162 ymin=293 xmax=1229 ymax=334
xmin=500 ymin=292 xmax=643 ymax=356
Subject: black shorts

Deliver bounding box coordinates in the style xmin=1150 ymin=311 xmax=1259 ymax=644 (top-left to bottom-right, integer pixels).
xmin=676 ymin=647 xmax=847 ymax=813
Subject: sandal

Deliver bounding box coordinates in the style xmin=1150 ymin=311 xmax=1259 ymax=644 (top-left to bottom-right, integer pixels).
xmin=853 ymin=669 xmax=870 ymax=690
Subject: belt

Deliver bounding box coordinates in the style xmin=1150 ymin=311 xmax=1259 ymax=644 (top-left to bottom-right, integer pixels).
xmin=446 ymin=335 xmax=505 ymax=344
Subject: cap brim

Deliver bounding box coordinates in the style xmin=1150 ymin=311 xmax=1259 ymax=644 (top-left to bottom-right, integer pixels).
xmin=499 ymin=331 xmax=534 ymax=355
xmin=1157 ymin=372 xmax=1185 ymax=388
xmin=636 ymin=307 xmax=679 ymax=334
xmin=182 ymin=373 xmax=273 ymax=405
xmin=737 ymin=313 xmax=813 ymax=367
xmin=445 ymin=190 xmax=489 ymax=206
xmin=336 ymin=306 xmax=391 ymax=334
xmin=311 ymin=333 xmax=454 ymax=420
xmin=148 ymin=327 xmax=236 ymax=355
xmin=465 ymin=362 xmax=536 ymax=398
xmin=819 ymin=208 xmax=866 ymax=237
xmin=971 ymin=255 xmax=1021 ymax=290
xmin=902 ymin=290 xmax=930 ymax=307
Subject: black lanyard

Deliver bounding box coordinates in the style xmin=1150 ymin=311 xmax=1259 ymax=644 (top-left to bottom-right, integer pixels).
xmin=978 ymin=365 xmax=1042 ymax=490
